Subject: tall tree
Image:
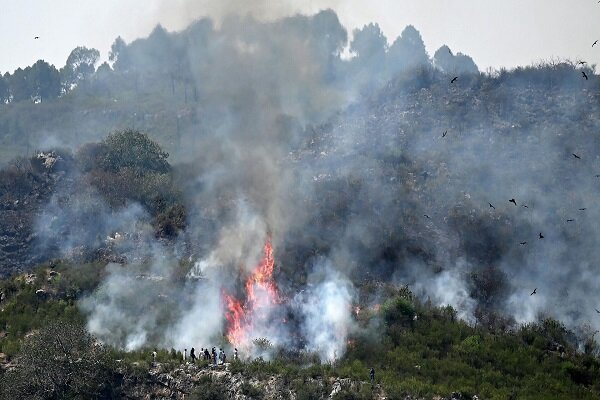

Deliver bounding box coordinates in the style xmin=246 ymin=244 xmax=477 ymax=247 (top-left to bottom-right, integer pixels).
xmin=387 ymin=25 xmax=429 ymax=74
xmin=8 ymin=67 xmax=33 ymax=102
xmin=30 ymin=60 xmax=61 ymax=101
xmin=109 ymin=36 xmax=129 ymax=71
xmin=0 ymin=73 xmax=9 ymax=103
xmin=61 ymin=46 xmax=100 ymax=90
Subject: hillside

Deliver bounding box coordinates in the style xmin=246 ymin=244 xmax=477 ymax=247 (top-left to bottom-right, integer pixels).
xmin=0 ymin=9 xmax=599 ymax=400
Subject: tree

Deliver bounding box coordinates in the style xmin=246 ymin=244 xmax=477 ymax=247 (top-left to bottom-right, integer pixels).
xmin=433 ymin=45 xmax=479 ymax=75
xmin=102 ymin=129 xmax=170 ymax=173
xmin=0 ymin=73 xmax=9 ymax=103
xmin=61 ymin=46 xmax=100 ymax=90
xmin=387 ymin=25 xmax=429 ymax=74
xmin=0 ymin=320 xmax=119 ymax=399
xmin=350 ymin=23 xmax=387 ymax=60
xmin=109 ymin=36 xmax=129 ymax=71
xmin=29 ymin=60 xmax=61 ymax=102
xmin=8 ymin=67 xmax=33 ymax=102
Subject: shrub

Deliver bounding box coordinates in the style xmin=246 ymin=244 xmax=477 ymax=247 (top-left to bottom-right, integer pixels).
xmin=102 ymin=129 xmax=169 ymax=173
xmin=189 ymin=375 xmax=226 ymax=400
xmin=240 ymin=381 xmax=265 ymax=399
xmin=0 ymin=320 xmax=119 ymax=399
xmin=382 ymin=296 xmax=415 ymax=327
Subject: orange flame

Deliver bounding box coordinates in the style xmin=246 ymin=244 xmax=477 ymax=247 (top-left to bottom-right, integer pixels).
xmin=223 ymin=238 xmax=280 ymax=346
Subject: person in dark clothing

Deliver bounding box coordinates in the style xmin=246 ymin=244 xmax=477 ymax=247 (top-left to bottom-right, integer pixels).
xmin=190 ymin=347 xmax=196 ymax=362
xmin=369 ymin=367 xmax=375 ymax=384
xmin=204 ymin=348 xmax=210 ymax=360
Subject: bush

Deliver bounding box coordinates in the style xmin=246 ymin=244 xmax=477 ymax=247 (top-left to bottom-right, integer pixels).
xmin=189 ymin=375 xmax=226 ymax=400
xmin=240 ymin=382 xmax=265 ymax=399
xmin=0 ymin=319 xmax=119 ymax=399
xmin=382 ymin=296 xmax=415 ymax=327
xmin=293 ymin=379 xmax=328 ymax=400
xmin=102 ymin=129 xmax=169 ymax=173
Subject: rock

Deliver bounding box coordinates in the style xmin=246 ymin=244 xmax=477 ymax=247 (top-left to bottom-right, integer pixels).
xmin=329 ymin=380 xmax=342 ymax=398
xmin=120 ymin=362 xmax=387 ymax=400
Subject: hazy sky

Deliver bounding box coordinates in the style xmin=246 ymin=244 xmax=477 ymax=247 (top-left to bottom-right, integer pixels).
xmin=1 ymin=0 xmax=599 ymax=74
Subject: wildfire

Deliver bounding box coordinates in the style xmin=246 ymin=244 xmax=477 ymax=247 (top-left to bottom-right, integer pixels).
xmin=223 ymin=238 xmax=280 ymax=346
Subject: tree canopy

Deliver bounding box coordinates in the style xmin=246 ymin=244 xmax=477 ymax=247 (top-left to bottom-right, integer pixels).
xmin=0 ymin=320 xmax=118 ymax=399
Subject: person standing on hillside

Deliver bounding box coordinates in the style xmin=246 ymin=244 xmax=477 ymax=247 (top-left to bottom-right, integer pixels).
xmin=190 ymin=347 xmax=196 ymax=363
xmin=369 ymin=367 xmax=375 ymax=385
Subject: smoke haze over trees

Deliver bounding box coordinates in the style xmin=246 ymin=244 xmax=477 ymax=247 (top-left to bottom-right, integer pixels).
xmin=0 ymin=8 xmax=599 ymax=370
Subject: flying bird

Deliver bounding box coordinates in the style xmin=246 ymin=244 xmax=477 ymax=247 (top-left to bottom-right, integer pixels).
xmin=530 ymin=288 xmax=537 ymax=296
xmin=509 ymin=198 xmax=517 ymax=206
xmin=578 ymin=61 xmax=587 ymax=65
xmin=520 ymin=241 xmax=527 ymax=245
xmin=572 ymin=153 xmax=581 ymax=159
xmin=522 ymin=205 xmax=529 ymax=208
xmin=451 ymin=76 xmax=458 ymax=84
xmin=582 ymin=71 xmax=589 ymax=80
xmin=34 ymin=36 xmax=39 ymax=40
xmin=595 ymin=308 xmax=600 ymax=314
xmin=567 ymin=219 xmax=575 ymax=222
xmin=539 ymin=232 xmax=544 ymax=239
xmin=593 ymin=40 xmax=598 ymax=47
xmin=489 ymin=203 xmax=495 ymax=209
xmin=424 ymin=214 xmax=431 ymax=219
xmin=595 ymin=174 xmax=600 ymax=178
xmin=579 ymin=208 xmax=587 ymax=211
xmin=442 ymin=130 xmax=447 ymax=138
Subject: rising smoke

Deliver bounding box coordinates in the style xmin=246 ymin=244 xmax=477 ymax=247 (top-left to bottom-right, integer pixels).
xmin=25 ymin=5 xmax=600 ymax=359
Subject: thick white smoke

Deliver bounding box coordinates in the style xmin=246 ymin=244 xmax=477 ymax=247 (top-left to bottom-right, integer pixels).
xmin=296 ymin=265 xmax=355 ymax=361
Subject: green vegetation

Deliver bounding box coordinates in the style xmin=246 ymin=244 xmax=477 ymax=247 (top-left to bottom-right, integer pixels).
xmin=0 ymin=319 xmax=119 ymax=399
xmin=338 ymin=290 xmax=600 ymax=399
xmin=80 ymin=129 xmax=186 ymax=236
xmin=189 ymin=375 xmax=227 ymax=400
xmin=0 ymin=267 xmax=598 ymax=399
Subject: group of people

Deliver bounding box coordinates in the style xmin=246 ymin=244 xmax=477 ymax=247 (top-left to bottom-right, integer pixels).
xmin=182 ymin=346 xmax=239 ymax=366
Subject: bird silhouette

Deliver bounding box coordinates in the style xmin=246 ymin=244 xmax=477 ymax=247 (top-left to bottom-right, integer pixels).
xmin=578 ymin=61 xmax=587 ymax=65
xmin=595 ymin=174 xmax=600 ymax=178
xmin=522 ymin=205 xmax=529 ymax=208
xmin=424 ymin=214 xmax=431 ymax=219
xmin=34 ymin=36 xmax=39 ymax=40
xmin=582 ymin=71 xmax=589 ymax=80
xmin=595 ymin=308 xmax=600 ymax=314
xmin=539 ymin=232 xmax=544 ymax=239
xmin=579 ymin=208 xmax=587 ymax=211
xmin=509 ymin=198 xmax=517 ymax=206
xmin=442 ymin=130 xmax=447 ymax=138
xmin=572 ymin=153 xmax=581 ymax=159
xmin=530 ymin=288 xmax=537 ymax=296
xmin=594 ymin=40 xmax=598 ymax=47
xmin=520 ymin=241 xmax=527 ymax=245
xmin=489 ymin=203 xmax=495 ymax=209
xmin=567 ymin=219 xmax=575 ymax=222
xmin=451 ymin=76 xmax=458 ymax=83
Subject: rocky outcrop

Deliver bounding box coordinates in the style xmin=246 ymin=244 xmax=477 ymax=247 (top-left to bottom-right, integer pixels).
xmin=122 ymin=362 xmax=387 ymax=400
